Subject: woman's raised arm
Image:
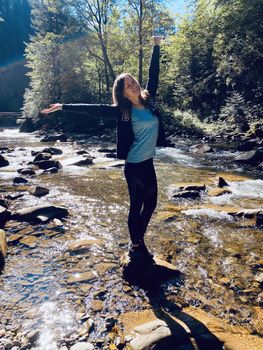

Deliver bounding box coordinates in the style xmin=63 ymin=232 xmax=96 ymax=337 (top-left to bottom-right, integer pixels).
xmin=145 ymin=36 xmax=162 ymax=98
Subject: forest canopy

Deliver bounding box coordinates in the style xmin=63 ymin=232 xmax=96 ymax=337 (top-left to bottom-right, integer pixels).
xmin=0 ymin=0 xmax=262 ymax=136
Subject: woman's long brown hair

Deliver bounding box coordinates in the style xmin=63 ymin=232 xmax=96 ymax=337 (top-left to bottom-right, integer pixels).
xmin=112 ymin=73 xmax=150 ymax=121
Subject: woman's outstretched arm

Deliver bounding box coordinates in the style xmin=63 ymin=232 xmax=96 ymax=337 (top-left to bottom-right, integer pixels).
xmin=41 ymin=103 xmax=120 ymax=120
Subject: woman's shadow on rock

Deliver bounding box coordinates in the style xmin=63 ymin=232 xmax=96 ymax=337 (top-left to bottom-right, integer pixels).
xmin=121 ymin=254 xmax=224 ymax=350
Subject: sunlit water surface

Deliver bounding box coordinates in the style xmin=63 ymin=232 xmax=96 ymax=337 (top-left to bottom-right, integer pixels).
xmin=0 ymin=129 xmax=262 ymax=348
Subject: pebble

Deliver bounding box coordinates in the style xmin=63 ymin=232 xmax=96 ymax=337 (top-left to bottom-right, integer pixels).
xmin=70 ymin=342 xmax=94 ymax=350
xmin=26 ymin=329 xmax=39 ymax=344
xmin=91 ymin=300 xmax=103 ymax=312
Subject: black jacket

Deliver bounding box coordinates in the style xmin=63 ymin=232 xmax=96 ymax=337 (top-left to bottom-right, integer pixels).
xmin=62 ymin=45 xmax=166 ymax=160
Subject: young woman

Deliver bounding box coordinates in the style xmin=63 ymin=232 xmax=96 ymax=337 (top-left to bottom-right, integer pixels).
xmin=41 ymin=36 xmax=166 ymax=262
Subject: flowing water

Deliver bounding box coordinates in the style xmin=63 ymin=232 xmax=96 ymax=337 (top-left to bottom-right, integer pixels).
xmin=0 ymin=128 xmax=262 ymax=349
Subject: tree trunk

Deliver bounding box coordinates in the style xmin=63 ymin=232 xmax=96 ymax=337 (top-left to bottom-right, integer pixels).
xmin=98 ymin=32 xmax=116 ymax=87
xmin=138 ymin=0 xmax=143 ymax=85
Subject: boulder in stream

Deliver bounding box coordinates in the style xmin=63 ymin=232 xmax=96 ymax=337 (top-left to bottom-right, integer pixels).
xmin=0 ymin=206 xmax=11 ymax=228
xmin=172 ymin=190 xmax=201 ymax=199
xmin=120 ymin=253 xmax=181 ymax=289
xmin=0 ymin=154 xmax=9 ymax=167
xmin=0 ymin=198 xmax=9 ymax=209
xmin=208 ymin=188 xmax=232 ymax=197
xmin=189 ymin=143 xmax=213 ymax=154
xmin=69 ymin=158 xmax=93 ymax=166
xmin=28 ymin=186 xmax=50 ymax=197
xmin=234 ymin=149 xmax=263 ymax=165
xmin=33 ymin=152 xmax=52 ymax=162
xmin=41 ymin=146 xmax=63 ymax=155
xmin=17 ymin=168 xmax=36 ymax=176
xmin=40 ymin=133 xmax=68 ymax=142
xmin=42 ymin=167 xmax=59 ymax=174
xmin=32 ymin=147 xmax=63 ymax=156
xmin=0 ymin=229 xmax=7 ymax=270
xmin=218 ymin=177 xmax=229 ymax=188
xmin=70 ymin=342 xmax=94 ymax=350
xmin=13 ymin=177 xmax=28 ymax=184
xmin=11 ymin=205 xmax=68 ymax=223
xmin=34 ymin=160 xmax=62 ymax=169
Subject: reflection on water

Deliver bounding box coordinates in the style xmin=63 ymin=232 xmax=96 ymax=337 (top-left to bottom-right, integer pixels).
xmin=0 ymin=128 xmax=262 ymax=347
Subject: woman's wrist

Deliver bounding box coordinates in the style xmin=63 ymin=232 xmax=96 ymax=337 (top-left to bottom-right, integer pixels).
xmin=152 ymin=36 xmax=162 ymax=46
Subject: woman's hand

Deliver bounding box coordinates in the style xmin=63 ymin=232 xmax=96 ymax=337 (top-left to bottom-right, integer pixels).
xmin=152 ymin=36 xmax=163 ymax=46
xmin=41 ymin=103 xmax=62 ymax=114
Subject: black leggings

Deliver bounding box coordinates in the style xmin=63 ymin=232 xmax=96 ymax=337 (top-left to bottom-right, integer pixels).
xmin=124 ymin=158 xmax=157 ymax=244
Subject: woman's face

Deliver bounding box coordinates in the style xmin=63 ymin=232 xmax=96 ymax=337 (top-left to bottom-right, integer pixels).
xmin=123 ymin=75 xmax=141 ymax=101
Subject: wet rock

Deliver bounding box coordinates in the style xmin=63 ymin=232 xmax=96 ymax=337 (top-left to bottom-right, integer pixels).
xmin=13 ymin=177 xmax=28 ymax=184
xmin=34 ymin=160 xmax=62 ymax=169
xmin=28 ymin=186 xmax=50 ymax=197
xmin=0 ymin=146 xmax=11 ymax=152
xmin=3 ymin=340 xmax=13 ymax=349
xmin=189 ymin=143 xmax=213 ymax=154
xmin=208 ymin=188 xmax=232 ymax=197
xmin=40 ymin=146 xmax=63 ymax=155
xmin=91 ymin=300 xmax=103 ymax=312
xmin=43 ymin=167 xmax=59 ymax=174
xmin=179 ymin=184 xmax=206 ymax=191
xmin=235 ymin=149 xmax=263 ymax=165
xmin=19 ymin=236 xmax=38 ymax=248
xmin=69 ymin=158 xmax=93 ymax=166
xmin=120 ymin=253 xmax=181 ymax=289
xmin=104 ymin=317 xmax=117 ymax=331
xmin=5 ymin=193 xmax=24 ymax=200
xmin=76 ymin=150 xmax=89 ymax=155
xmin=0 ymin=229 xmax=7 ymax=270
xmin=95 ymin=263 xmax=116 ymax=275
xmin=40 ymin=133 xmax=68 ymax=142
xmin=128 ymin=319 xmax=177 ymax=350
xmin=256 ymin=211 xmax=263 ymax=228
xmin=8 ymin=233 xmax=24 ymax=244
xmin=11 ymin=205 xmax=69 ymax=224
xmin=253 ymin=306 xmax=263 ymax=334
xmin=254 ymin=272 xmax=263 ymax=284
xmin=172 ymin=190 xmax=201 ymax=199
xmin=98 ymin=148 xmax=116 ymax=153
xmin=17 ymin=168 xmax=36 ymax=176
xmin=105 ymin=153 xmax=116 ymax=158
xmin=0 ymin=154 xmax=9 ymax=167
xmin=33 ymin=152 xmax=52 ymax=162
xmin=26 ymin=329 xmax=39 ymax=345
xmin=0 ymin=198 xmax=9 ymax=208
xmin=218 ymin=177 xmax=229 ymax=188
xmin=0 ymin=206 xmax=11 ymax=228
xmin=0 ymin=328 xmax=6 ymax=337
xmin=70 ymin=342 xmax=94 ymax=350
xmin=66 ymin=272 xmax=95 ymax=284
xmin=68 ymin=239 xmax=103 ymax=254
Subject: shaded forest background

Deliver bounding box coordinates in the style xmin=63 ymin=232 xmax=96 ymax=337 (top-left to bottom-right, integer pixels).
xmin=0 ymin=0 xmax=262 ymax=137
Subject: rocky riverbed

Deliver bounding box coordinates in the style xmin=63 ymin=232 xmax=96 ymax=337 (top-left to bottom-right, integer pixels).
xmin=0 ymin=128 xmax=263 ymax=350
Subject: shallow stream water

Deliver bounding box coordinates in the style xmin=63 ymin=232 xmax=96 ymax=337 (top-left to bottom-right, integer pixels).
xmin=0 ymin=129 xmax=262 ymax=349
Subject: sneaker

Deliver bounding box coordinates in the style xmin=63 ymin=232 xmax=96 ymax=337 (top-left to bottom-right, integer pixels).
xmin=128 ymin=242 xmax=155 ymax=263
xmin=139 ymin=241 xmax=154 ymax=259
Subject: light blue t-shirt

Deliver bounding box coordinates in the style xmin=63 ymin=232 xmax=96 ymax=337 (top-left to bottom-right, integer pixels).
xmin=127 ymin=106 xmax=159 ymax=163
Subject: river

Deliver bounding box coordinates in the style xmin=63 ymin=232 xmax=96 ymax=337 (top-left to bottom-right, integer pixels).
xmin=0 ymin=128 xmax=262 ymax=350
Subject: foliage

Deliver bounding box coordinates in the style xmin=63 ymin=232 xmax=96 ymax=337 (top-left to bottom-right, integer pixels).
xmin=0 ymin=0 xmax=31 ymax=111
xmin=0 ymin=0 xmax=262 ymax=137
